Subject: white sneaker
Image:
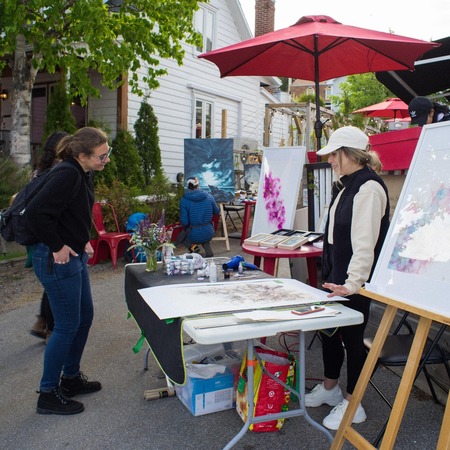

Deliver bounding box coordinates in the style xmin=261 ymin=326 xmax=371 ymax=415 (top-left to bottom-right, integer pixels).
xmin=304 ymin=382 xmax=344 ymax=407
xmin=322 ymin=399 xmax=367 ymax=430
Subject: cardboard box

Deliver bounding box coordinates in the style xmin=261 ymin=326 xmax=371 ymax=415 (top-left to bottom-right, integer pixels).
xmin=176 ymin=353 xmax=242 ymax=416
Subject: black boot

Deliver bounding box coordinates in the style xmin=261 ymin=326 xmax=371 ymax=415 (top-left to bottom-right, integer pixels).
xmin=30 ymin=315 xmax=47 ymax=339
xmin=36 ymin=387 xmax=84 ymax=415
xmin=60 ymin=372 xmax=102 ymax=397
xmin=202 ymin=242 xmax=214 ymax=258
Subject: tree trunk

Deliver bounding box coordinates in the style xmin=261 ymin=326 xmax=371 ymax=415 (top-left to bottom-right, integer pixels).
xmin=10 ymin=35 xmax=40 ymax=167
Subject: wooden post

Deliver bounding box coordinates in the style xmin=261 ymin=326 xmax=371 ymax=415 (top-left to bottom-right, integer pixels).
xmin=221 ymin=110 xmax=227 ymax=138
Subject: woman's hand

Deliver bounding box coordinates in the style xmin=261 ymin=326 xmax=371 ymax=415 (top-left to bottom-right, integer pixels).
xmin=53 ymin=245 xmax=78 ymax=264
xmin=322 ymin=282 xmax=350 ymax=298
xmin=85 ymin=241 xmax=94 ymax=259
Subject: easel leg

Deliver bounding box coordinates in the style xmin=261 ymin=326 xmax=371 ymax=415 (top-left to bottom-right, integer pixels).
xmin=380 ymin=316 xmax=432 ymax=449
xmin=437 ymin=392 xmax=450 ymax=450
xmin=212 ymin=203 xmax=230 ymax=251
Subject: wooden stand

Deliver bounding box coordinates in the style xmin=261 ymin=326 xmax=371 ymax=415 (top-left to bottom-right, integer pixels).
xmin=212 ymin=203 xmax=230 ymax=251
xmin=331 ymin=289 xmax=450 ymax=450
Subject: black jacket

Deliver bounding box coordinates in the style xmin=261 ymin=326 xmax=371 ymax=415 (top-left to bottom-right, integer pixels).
xmin=322 ymin=166 xmax=390 ymax=286
xmin=27 ymin=158 xmax=94 ymax=253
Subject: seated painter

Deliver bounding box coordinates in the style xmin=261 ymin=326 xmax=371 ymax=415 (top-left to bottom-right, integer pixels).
xmin=178 ymin=177 xmax=219 ymax=258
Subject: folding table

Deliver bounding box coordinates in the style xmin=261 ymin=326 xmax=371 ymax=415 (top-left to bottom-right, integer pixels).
xmin=124 ymin=264 xmax=363 ymax=449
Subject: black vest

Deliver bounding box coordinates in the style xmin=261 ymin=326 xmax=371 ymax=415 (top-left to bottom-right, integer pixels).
xmin=322 ymin=166 xmax=390 ymax=285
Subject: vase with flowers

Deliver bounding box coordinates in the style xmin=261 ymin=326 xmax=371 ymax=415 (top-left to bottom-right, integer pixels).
xmin=128 ymin=211 xmax=174 ymax=272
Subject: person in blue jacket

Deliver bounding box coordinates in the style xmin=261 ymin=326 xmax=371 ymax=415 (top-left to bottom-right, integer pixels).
xmin=179 ymin=177 xmax=219 ymax=257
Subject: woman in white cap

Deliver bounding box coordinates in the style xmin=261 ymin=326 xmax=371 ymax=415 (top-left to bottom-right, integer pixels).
xmin=305 ymin=126 xmax=390 ymax=430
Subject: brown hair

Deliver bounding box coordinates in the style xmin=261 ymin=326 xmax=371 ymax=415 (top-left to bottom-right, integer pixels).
xmin=56 ymin=127 xmax=108 ymax=160
xmin=338 ymin=146 xmax=383 ymax=174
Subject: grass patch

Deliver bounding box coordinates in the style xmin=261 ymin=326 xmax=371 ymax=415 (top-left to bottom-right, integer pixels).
xmin=0 ymin=250 xmax=27 ymax=261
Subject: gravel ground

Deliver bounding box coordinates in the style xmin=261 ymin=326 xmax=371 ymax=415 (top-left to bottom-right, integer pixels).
xmin=0 ymin=243 xmax=125 ymax=315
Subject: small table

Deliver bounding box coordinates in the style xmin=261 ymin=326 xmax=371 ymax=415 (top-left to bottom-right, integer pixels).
xmin=239 ymin=200 xmax=256 ymax=245
xmin=242 ymin=243 xmax=323 ymax=287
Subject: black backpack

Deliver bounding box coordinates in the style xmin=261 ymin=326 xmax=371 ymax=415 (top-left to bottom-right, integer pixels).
xmin=0 ymin=168 xmax=53 ymax=246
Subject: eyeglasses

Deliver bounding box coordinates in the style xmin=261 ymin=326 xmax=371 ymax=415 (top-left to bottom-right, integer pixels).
xmin=96 ymin=146 xmax=112 ymax=163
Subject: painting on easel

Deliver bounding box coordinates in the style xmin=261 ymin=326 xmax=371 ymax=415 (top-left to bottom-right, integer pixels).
xmin=244 ymin=163 xmax=261 ymax=194
xmin=366 ymin=121 xmax=450 ymax=316
xmin=184 ymin=139 xmax=235 ymax=203
xmin=251 ymin=146 xmax=306 ymax=236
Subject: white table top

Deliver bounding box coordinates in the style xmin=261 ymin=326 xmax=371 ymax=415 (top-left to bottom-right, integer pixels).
xmin=183 ymin=303 xmax=363 ymax=345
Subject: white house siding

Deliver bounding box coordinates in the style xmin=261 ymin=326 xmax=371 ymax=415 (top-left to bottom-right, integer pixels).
xmin=87 ymin=72 xmax=118 ymax=136
xmin=127 ymin=0 xmax=281 ymax=182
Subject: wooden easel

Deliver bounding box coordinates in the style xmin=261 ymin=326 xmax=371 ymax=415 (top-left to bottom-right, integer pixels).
xmin=331 ymin=289 xmax=450 ymax=450
xmin=212 ymin=203 xmax=230 ymax=251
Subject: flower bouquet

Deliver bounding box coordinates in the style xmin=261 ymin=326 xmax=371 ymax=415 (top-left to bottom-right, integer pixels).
xmin=128 ymin=211 xmax=174 ymax=271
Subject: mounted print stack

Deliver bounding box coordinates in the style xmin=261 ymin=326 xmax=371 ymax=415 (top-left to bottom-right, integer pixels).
xmin=244 ymin=228 xmax=323 ymax=250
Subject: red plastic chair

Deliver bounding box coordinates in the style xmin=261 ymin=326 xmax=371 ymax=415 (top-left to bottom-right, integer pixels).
xmin=90 ymin=202 xmax=130 ymax=269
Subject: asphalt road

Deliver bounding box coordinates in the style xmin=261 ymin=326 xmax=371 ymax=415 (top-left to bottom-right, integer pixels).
xmin=0 ymin=237 xmax=446 ymax=449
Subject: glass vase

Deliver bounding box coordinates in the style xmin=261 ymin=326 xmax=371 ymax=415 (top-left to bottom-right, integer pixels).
xmin=145 ymin=250 xmax=158 ymax=272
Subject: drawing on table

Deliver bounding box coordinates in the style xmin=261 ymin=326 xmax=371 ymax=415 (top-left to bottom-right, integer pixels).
xmin=195 ymin=282 xmax=319 ymax=305
xmin=138 ymin=278 xmax=333 ymax=320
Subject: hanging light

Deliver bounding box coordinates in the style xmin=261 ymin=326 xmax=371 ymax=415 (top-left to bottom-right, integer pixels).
xmin=0 ymin=90 xmax=8 ymax=100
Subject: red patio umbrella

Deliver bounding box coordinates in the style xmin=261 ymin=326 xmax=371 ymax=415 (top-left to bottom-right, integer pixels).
xmin=199 ymin=15 xmax=438 ymax=149
xmin=352 ymin=98 xmax=410 ymax=120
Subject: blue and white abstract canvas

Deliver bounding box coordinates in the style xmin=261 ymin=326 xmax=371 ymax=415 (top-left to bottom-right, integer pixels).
xmin=244 ymin=164 xmax=261 ymax=193
xmin=184 ymin=139 xmax=235 ymax=203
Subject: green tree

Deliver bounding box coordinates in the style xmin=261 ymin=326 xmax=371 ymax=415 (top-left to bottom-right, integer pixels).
xmin=134 ymin=101 xmax=162 ymax=185
xmin=331 ymin=73 xmax=393 ymax=124
xmin=111 ymin=130 xmax=145 ymax=188
xmin=0 ymin=0 xmax=202 ymax=165
xmin=292 ymin=93 xmax=325 ymax=107
xmin=43 ymin=78 xmax=77 ymax=144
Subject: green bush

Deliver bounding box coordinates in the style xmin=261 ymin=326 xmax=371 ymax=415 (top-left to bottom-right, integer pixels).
xmin=94 ymin=180 xmax=142 ymax=232
xmin=0 ymin=158 xmax=29 ymax=208
xmin=43 ymin=80 xmax=77 ymax=144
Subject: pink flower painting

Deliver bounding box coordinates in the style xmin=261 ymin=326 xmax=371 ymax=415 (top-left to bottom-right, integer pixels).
xmin=263 ymin=171 xmax=286 ymax=229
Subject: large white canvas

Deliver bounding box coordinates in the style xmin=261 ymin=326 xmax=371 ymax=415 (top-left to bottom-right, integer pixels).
xmin=366 ymin=121 xmax=450 ymax=317
xmin=138 ymin=278 xmax=343 ymax=320
xmin=251 ymin=146 xmax=306 ymax=235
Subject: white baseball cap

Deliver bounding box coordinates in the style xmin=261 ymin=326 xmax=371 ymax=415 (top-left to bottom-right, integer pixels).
xmin=317 ymin=126 xmax=369 ymax=156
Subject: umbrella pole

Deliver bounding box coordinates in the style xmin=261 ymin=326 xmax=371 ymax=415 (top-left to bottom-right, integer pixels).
xmin=314 ymin=35 xmax=323 ymax=152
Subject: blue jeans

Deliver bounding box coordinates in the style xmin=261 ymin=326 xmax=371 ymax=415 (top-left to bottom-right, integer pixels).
xmin=32 ymin=243 xmax=93 ymax=391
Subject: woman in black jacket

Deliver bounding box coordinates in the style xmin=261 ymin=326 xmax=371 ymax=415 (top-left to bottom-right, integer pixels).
xmin=27 ymin=127 xmax=111 ymax=415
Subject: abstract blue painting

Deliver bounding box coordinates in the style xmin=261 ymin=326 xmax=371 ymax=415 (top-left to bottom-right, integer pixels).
xmin=244 ymin=164 xmax=261 ymax=193
xmin=184 ymin=138 xmax=235 ymax=203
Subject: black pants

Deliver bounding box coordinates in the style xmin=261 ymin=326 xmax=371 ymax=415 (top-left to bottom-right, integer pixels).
xmin=321 ymin=293 xmax=371 ymax=395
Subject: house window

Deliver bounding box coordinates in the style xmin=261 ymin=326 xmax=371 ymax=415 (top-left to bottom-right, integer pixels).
xmin=195 ymin=99 xmax=212 ymax=138
xmin=306 ymin=86 xmax=315 ymax=96
xmin=194 ymin=6 xmax=215 ymax=53
xmin=325 ymin=86 xmax=331 ymax=101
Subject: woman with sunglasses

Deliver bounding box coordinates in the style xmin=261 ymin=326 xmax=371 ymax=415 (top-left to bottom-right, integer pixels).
xmin=27 ymin=127 xmax=111 ymax=415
